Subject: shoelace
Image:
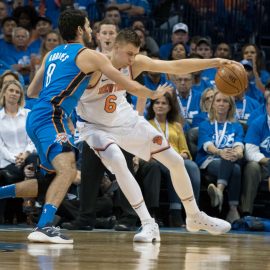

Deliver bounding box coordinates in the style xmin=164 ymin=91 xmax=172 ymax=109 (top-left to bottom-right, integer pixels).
xmin=43 ymin=226 xmax=61 ymax=235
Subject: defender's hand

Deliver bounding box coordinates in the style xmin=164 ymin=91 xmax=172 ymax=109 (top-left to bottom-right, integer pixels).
xmin=151 ymin=83 xmax=173 ymax=100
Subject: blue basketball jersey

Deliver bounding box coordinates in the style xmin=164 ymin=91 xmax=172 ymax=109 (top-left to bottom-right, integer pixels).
xmin=37 ymin=43 xmax=91 ymax=115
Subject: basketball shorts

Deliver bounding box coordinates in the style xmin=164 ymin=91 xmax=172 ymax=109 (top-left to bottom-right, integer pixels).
xmin=77 ymin=115 xmax=170 ymax=161
xmin=26 ymin=104 xmax=75 ymax=172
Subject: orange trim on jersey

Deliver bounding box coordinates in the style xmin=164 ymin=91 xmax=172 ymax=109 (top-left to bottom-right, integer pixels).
xmin=87 ymin=74 xmax=102 ymax=90
xmin=39 ymin=164 xmax=56 ymax=174
xmin=151 ymin=145 xmax=171 ymax=156
xmin=50 ymin=71 xmax=88 ymax=106
xmin=94 ymin=142 xmax=115 ymax=152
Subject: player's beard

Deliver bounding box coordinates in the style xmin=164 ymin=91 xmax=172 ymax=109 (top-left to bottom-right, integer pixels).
xmin=82 ymin=32 xmax=92 ymax=48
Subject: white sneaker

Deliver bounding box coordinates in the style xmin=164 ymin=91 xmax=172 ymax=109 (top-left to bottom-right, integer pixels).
xmin=186 ymin=211 xmax=231 ymax=235
xmin=133 ymin=219 xmax=160 ymax=243
xmin=207 ymin=184 xmax=223 ymax=212
xmin=28 ymin=225 xmax=73 ymax=244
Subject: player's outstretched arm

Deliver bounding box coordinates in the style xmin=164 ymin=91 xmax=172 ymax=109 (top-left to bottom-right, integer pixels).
xmin=132 ymin=54 xmax=240 ymax=77
xmin=77 ymin=49 xmax=170 ymax=99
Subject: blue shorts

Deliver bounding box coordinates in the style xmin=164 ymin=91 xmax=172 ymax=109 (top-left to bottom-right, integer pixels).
xmin=26 ymin=103 xmax=75 ymax=173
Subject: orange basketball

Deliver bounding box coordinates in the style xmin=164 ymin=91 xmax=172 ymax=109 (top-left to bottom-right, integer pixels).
xmin=215 ymin=63 xmax=248 ymax=96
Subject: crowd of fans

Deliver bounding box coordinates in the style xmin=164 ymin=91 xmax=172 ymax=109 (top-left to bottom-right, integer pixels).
xmin=0 ymin=0 xmax=269 ymax=230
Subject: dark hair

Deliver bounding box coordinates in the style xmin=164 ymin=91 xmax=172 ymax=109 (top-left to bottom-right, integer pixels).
xmin=146 ymin=92 xmax=182 ymax=123
xmin=115 ymin=28 xmax=141 ymax=48
xmin=105 ymin=6 xmax=120 ymax=13
xmin=241 ymin=43 xmax=263 ymax=73
xmin=58 ymin=9 xmax=86 ymax=42
xmin=1 ymin=16 xmax=17 ymax=27
xmin=169 ymin=42 xmax=187 ymax=60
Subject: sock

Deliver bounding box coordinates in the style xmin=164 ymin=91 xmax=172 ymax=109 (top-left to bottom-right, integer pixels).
xmin=133 ymin=200 xmax=153 ymax=224
xmin=37 ymin=203 xmax=57 ymax=228
xmin=0 ymin=184 xmax=16 ymax=199
xmin=153 ymin=148 xmax=200 ymax=216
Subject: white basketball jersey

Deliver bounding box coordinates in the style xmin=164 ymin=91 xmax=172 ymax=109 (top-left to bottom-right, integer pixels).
xmin=77 ymin=66 xmax=139 ymax=127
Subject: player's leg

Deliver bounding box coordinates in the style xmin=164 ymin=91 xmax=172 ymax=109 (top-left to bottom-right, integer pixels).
xmin=153 ymin=147 xmax=231 ymax=235
xmin=99 ymin=144 xmax=160 ymax=242
xmin=0 ymin=179 xmax=38 ymax=199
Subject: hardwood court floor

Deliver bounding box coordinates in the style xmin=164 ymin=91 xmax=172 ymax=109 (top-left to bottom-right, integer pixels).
xmin=0 ymin=227 xmax=269 ymax=270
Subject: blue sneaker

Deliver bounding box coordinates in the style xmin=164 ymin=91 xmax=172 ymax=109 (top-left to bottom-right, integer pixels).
xmin=28 ymin=225 xmax=73 ymax=244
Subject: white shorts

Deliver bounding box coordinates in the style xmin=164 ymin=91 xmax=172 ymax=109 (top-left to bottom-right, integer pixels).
xmin=77 ymin=116 xmax=170 ymax=161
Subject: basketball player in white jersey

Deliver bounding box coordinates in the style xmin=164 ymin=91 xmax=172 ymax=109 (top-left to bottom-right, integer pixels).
xmin=77 ymin=29 xmax=238 ymax=242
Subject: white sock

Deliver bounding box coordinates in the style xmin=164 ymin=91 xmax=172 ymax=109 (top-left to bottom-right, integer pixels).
xmin=153 ymin=148 xmax=200 ymax=216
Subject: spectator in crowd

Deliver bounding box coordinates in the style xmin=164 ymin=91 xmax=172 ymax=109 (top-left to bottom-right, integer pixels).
xmin=240 ymin=59 xmax=264 ymax=103
xmin=191 ymin=87 xmax=214 ymax=128
xmin=147 ymin=92 xmax=201 ymax=227
xmin=131 ymin=19 xmax=159 ymax=55
xmin=0 ymin=16 xmax=17 ymax=47
xmin=0 ymin=1 xmax=8 ymax=36
xmin=0 ymin=80 xmax=36 ymax=223
xmin=196 ymin=91 xmax=244 ymax=223
xmin=0 ymin=70 xmax=21 ymax=92
xmin=241 ymin=43 xmax=270 ymax=89
xmin=94 ymin=19 xmax=119 ymax=55
xmin=106 ymin=0 xmax=150 ymax=27
xmin=12 ymin=5 xmax=38 ymax=44
xmin=28 ymin=16 xmax=53 ymax=55
xmin=188 ymin=53 xmax=213 ymax=94
xmin=241 ymin=93 xmax=270 ymax=216
xmin=195 ymin=37 xmax=216 ymax=85
xmin=134 ymin=27 xmax=159 ymax=56
xmin=169 ymin=42 xmax=187 ymax=60
xmin=159 ymin=22 xmax=189 ymax=60
xmin=169 ymin=73 xmax=201 ymax=124
xmin=214 ymin=42 xmax=232 ymax=59
xmin=104 ymin=6 xmax=122 ymax=28
xmin=188 ymin=35 xmax=201 ymax=56
xmin=234 ymin=83 xmax=260 ymax=124
xmin=10 ymin=27 xmax=32 ymax=85
xmin=247 ymin=82 xmax=270 ymax=125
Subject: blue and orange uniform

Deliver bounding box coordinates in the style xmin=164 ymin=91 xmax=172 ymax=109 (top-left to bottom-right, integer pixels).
xmin=26 ymin=43 xmax=92 ymax=173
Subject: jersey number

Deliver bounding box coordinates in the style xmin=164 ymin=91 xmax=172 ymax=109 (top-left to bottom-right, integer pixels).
xmin=104 ymin=95 xmax=117 ymax=113
xmin=45 ymin=63 xmax=56 ymax=87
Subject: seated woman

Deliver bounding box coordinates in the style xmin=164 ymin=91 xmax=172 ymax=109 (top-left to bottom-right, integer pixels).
xmin=191 ymin=87 xmax=214 ymax=128
xmin=196 ymin=91 xmax=244 ymax=223
xmin=147 ymin=92 xmax=201 ymax=227
xmin=0 ymin=80 xmax=36 ymax=223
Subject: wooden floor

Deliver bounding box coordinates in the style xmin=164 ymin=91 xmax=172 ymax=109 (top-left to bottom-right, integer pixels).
xmin=0 ymin=227 xmax=269 ymax=270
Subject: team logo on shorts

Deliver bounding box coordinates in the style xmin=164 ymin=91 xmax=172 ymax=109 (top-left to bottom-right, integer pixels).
xmin=54 ymin=133 xmax=71 ymax=144
xmin=152 ymin=135 xmax=163 ymax=145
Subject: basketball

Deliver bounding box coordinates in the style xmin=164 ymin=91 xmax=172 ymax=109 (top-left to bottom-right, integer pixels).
xmin=215 ymin=63 xmax=248 ymax=96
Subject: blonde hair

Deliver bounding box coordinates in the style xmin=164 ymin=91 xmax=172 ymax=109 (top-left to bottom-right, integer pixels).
xmin=0 ymin=80 xmax=25 ymax=108
xmin=209 ymin=91 xmax=236 ymax=122
xmin=200 ymin=87 xmax=215 ymax=111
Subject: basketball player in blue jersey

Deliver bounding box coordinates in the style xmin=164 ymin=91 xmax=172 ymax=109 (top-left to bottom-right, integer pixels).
xmin=0 ymin=10 xmax=171 ymax=244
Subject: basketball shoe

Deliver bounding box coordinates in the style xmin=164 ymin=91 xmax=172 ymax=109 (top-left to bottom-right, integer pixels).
xmin=186 ymin=211 xmax=231 ymax=235
xmin=133 ymin=218 xmax=160 ymax=243
xmin=28 ymin=224 xmax=73 ymax=244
